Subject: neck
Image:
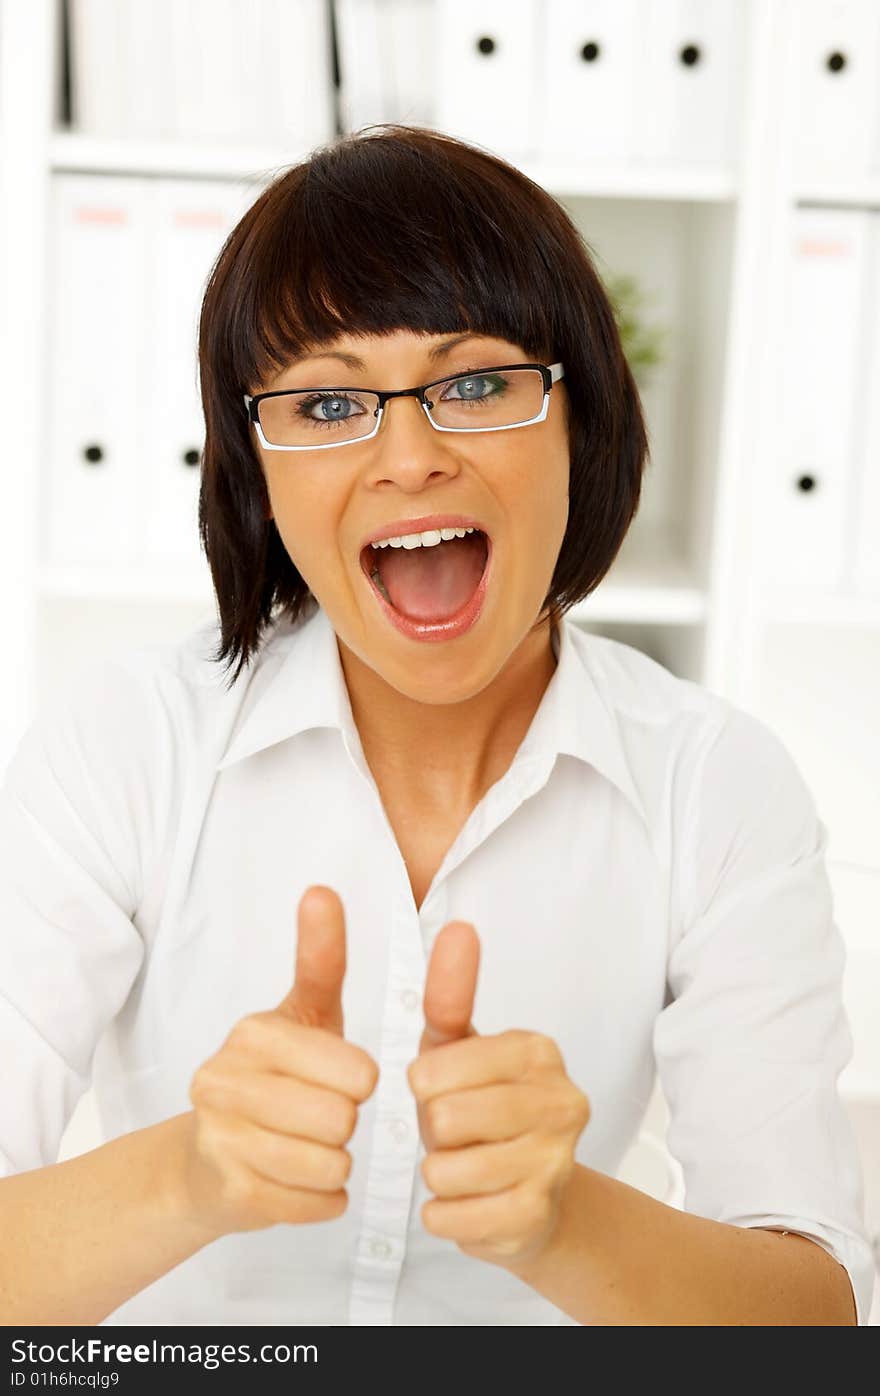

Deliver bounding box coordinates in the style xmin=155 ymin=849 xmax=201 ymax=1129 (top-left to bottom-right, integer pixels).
xmin=337 ymin=612 xmax=559 ymax=816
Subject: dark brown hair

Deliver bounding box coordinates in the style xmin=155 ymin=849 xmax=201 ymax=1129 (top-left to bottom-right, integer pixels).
xmin=197 ymin=124 xmax=649 ymax=688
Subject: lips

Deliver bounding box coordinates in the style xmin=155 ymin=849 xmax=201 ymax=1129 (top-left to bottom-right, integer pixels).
xmin=358 ymin=529 xmax=493 ymax=642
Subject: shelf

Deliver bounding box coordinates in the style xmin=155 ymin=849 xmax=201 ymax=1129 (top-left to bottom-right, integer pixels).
xmin=517 ymin=160 xmax=738 ymax=202
xmin=38 ymin=563 xmax=216 ymax=605
xmin=757 ymin=589 xmax=880 ymax=629
xmin=38 ymin=548 xmax=707 ymax=625
xmin=49 ymin=130 xmax=739 ymax=201
xmin=795 ymin=179 xmax=880 ymax=211
xmin=568 ymin=541 xmax=707 ymax=625
xmin=841 ymin=1077 xmax=880 ymax=1104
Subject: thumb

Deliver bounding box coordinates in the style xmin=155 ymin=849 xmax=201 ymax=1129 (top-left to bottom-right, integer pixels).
xmin=278 ymin=885 xmax=346 ymax=1036
xmin=418 ymin=921 xmax=480 ymax=1054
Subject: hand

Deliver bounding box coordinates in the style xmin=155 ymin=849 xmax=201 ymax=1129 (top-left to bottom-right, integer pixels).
xmin=407 ymin=922 xmax=591 ymax=1269
xmin=184 ymin=885 xmax=379 ymax=1236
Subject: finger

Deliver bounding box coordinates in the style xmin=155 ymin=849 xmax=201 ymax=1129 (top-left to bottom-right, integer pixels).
xmin=419 ymin=921 xmax=480 ymax=1053
xmin=409 ymin=1030 xmax=534 ymax=1101
xmin=422 ymin=1082 xmax=543 ymax=1148
xmin=205 ymin=1067 xmax=362 ymax=1146
xmin=422 ymin=1135 xmax=534 ymax=1198
xmin=227 ymin=1014 xmax=378 ymax=1102
xmin=230 ymin=1116 xmax=353 ymax=1193
xmin=422 ymin=1181 xmax=535 ymax=1244
xmin=279 ymin=885 xmax=347 ymax=1035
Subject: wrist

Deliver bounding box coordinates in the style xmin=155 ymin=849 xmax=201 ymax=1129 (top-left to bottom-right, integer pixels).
xmin=501 ymin=1165 xmax=585 ymax=1285
xmin=156 ymin=1111 xmax=229 ymax=1247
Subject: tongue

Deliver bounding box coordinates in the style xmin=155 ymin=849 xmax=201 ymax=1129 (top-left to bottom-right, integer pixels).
xmin=376 ymin=533 xmax=487 ymax=621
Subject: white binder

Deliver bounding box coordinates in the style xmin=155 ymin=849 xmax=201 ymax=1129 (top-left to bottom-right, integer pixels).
xmin=123 ymin=0 xmax=176 ymax=140
xmin=44 ymin=175 xmax=149 ymax=567
xmin=274 ymin=0 xmax=336 ymax=150
xmin=760 ymin=207 xmax=870 ymax=590
xmin=169 ymin=0 xmax=275 ymax=143
xmin=386 ymin=0 xmax=436 ymax=126
xmin=140 ymin=180 xmax=259 ymax=574
xmin=791 ymin=0 xmax=880 ymax=184
xmin=634 ymin=0 xmax=745 ymax=168
xmin=336 ymin=0 xmax=387 ymax=133
xmin=433 ymin=0 xmax=541 ymax=160
xmin=538 ymin=0 xmax=640 ymax=164
xmin=68 ymin=0 xmax=127 ymax=136
xmin=852 ymin=213 xmax=880 ymax=595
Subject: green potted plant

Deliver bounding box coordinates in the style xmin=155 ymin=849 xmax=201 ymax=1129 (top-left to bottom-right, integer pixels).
xmin=603 ymin=272 xmax=667 ymax=390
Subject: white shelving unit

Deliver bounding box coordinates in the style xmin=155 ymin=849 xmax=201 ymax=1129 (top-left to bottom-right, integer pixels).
xmin=1 ymin=0 xmax=878 ymax=1317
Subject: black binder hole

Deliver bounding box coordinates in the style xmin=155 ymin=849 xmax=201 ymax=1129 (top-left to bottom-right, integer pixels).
xmin=827 ymin=51 xmax=847 ymax=73
xmin=83 ymin=444 xmax=104 ymax=464
xmin=183 ymin=448 xmax=201 ymax=467
xmin=796 ymin=474 xmax=817 ymax=492
xmin=476 ymin=35 xmax=495 ymax=56
xmin=680 ymin=43 xmax=701 ymax=67
xmin=580 ymin=41 xmax=600 ymax=62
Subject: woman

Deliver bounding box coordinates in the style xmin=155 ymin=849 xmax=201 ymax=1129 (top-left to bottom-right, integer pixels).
xmin=0 ymin=125 xmax=872 ymax=1326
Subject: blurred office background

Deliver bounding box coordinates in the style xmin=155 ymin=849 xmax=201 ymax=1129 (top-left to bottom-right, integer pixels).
xmin=0 ymin=0 xmax=878 ymax=1320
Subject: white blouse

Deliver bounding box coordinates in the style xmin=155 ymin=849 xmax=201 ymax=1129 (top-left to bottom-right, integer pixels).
xmin=0 ymin=601 xmax=873 ymax=1325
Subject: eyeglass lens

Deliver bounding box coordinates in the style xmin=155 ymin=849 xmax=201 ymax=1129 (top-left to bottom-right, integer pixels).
xmin=256 ymin=367 xmax=546 ymax=447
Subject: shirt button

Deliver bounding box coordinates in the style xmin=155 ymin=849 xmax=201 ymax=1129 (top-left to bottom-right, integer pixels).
xmin=388 ymin=1117 xmax=409 ymax=1141
xmin=369 ymin=1237 xmax=392 ymax=1260
xmin=400 ymin=988 xmax=419 ymax=1011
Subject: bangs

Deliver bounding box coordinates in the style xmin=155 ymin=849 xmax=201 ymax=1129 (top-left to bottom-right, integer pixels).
xmin=228 ymin=128 xmax=560 ymax=395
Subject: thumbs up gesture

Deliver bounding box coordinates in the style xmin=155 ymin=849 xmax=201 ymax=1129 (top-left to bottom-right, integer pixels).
xmin=407 ymin=922 xmax=592 ymax=1270
xmin=183 ymin=886 xmax=379 ymax=1238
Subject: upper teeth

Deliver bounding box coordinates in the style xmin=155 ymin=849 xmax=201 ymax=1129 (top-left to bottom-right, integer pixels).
xmin=371 ymin=526 xmax=477 ymax=550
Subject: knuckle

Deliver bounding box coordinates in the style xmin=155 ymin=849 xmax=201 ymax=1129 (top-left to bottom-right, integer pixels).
xmin=324 ymin=1189 xmax=349 ymax=1220
xmin=421 ymin=1152 xmax=441 ymax=1192
xmin=541 ymin=1140 xmax=573 ymax=1186
xmin=333 ymin=1149 xmax=353 ymax=1188
xmin=319 ymin=1148 xmax=348 ymax=1190
xmin=425 ymin=1098 xmax=449 ymax=1140
xmin=530 ymin=1186 xmax=554 ymax=1229
xmin=224 ymin=1164 xmax=263 ymax=1212
xmin=229 ymin=1012 xmax=268 ymax=1053
xmin=356 ymin=1052 xmax=380 ymax=1099
xmin=564 ymin=1087 xmax=591 ymax=1132
xmin=500 ymin=1027 xmax=532 ymax=1066
xmin=527 ymin=1032 xmax=562 ymax=1072
xmin=332 ymin=1096 xmax=358 ymax=1144
xmin=189 ymin=1062 xmax=226 ymax=1111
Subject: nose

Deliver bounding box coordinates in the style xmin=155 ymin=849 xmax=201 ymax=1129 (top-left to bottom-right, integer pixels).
xmin=368 ymin=392 xmax=463 ymax=489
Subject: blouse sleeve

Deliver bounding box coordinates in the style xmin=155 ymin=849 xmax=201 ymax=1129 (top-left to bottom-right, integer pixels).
xmin=0 ymin=655 xmax=161 ymax=1176
xmin=653 ymin=704 xmax=876 ymax=1324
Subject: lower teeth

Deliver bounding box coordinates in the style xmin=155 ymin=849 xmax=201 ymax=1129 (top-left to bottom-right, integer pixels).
xmin=371 ymin=569 xmax=392 ymax=604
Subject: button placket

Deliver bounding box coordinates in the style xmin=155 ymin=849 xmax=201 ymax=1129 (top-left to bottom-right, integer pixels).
xmin=348 ymin=899 xmax=424 ymax=1326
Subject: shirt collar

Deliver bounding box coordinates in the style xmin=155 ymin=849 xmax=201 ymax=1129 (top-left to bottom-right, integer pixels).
xmin=215 ymin=603 xmax=647 ymax=828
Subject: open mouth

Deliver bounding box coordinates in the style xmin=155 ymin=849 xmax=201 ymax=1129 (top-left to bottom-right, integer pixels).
xmin=359 ymin=527 xmax=491 ymax=630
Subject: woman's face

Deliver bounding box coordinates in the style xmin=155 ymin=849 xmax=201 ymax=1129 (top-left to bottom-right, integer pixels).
xmin=252 ymin=329 xmax=571 ymax=704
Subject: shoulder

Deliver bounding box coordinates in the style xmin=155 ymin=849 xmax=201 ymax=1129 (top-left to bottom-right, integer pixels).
xmin=562 ymin=621 xmax=736 ymax=789
xmin=561 ymin=622 xmax=813 ymax=877
xmin=3 ymin=610 xmax=297 ymax=828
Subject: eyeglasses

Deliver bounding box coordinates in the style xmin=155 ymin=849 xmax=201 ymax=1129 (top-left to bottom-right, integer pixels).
xmin=243 ymin=362 xmax=565 ymax=451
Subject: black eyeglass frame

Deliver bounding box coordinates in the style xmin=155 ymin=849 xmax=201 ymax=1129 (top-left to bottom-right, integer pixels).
xmin=243 ymin=362 xmax=565 ymax=451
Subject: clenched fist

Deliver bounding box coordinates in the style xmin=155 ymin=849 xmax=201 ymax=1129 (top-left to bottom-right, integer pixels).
xmin=408 ymin=921 xmax=591 ymax=1269
xmin=182 ymin=885 xmax=379 ymax=1236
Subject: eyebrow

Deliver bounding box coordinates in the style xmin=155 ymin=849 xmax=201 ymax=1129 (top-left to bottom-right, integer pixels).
xmin=286 ymin=332 xmax=494 ymax=373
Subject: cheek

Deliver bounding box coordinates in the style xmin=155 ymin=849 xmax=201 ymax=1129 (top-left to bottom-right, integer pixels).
xmin=510 ymin=442 xmax=569 ymax=540
xmin=265 ymin=470 xmax=343 ymax=578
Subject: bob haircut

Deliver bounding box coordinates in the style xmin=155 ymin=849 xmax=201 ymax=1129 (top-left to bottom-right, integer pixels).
xmin=197 ymin=123 xmax=649 ymax=689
